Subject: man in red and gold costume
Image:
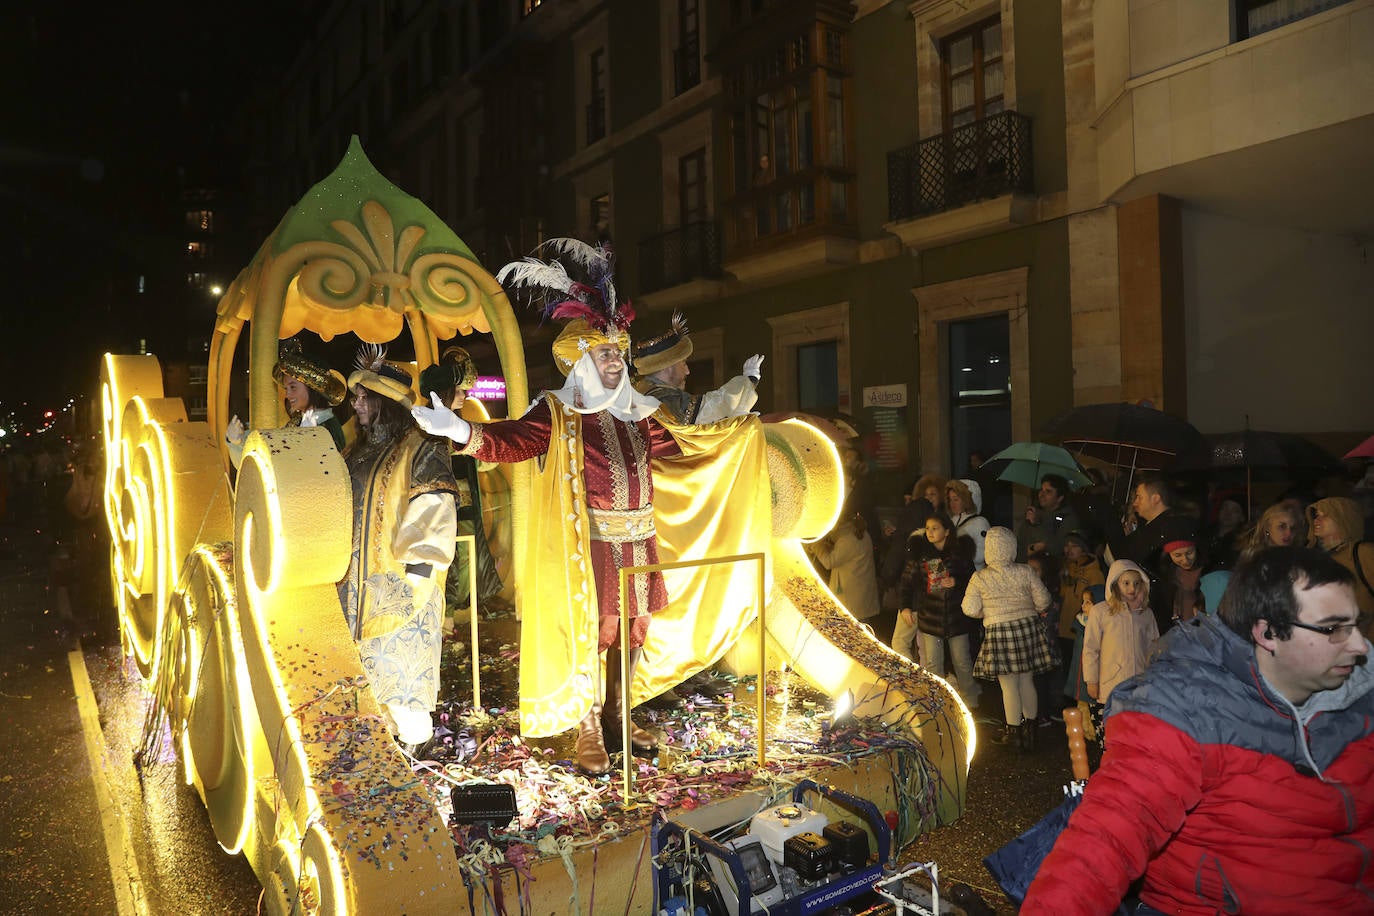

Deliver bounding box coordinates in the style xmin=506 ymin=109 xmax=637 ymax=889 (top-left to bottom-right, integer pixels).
xmin=414 ymin=239 xmax=771 ymax=774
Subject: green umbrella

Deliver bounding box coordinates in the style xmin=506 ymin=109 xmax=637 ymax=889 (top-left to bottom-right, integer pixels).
xmin=982 ymin=442 xmax=1092 ymax=489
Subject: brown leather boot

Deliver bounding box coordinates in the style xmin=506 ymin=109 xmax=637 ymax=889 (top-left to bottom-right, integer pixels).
xmin=602 ymin=648 xmax=659 ymax=754
xmin=575 ymin=705 xmax=611 ymax=775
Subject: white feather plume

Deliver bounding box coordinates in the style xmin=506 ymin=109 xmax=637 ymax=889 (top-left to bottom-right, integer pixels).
xmin=354 ymin=342 xmax=387 ymax=372
xmin=496 ymin=257 xmax=577 ymax=293
xmin=536 ymin=237 xmax=608 ymax=270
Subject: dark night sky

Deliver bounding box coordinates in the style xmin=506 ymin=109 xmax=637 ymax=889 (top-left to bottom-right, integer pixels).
xmin=2 ymin=6 xmax=306 ymax=422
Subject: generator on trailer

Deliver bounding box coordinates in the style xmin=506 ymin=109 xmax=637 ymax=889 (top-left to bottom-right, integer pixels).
xmin=652 ymin=780 xmax=949 ymax=916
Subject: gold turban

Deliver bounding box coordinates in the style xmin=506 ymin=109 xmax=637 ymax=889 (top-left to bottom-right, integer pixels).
xmin=551 ymin=318 xmax=631 ymax=376
xmin=273 ymin=346 xmax=348 ymax=406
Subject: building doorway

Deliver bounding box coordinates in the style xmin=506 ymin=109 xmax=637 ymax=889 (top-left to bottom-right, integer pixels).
xmin=797 ymin=340 xmax=839 ymax=413
xmin=948 ymin=314 xmax=1010 ymax=476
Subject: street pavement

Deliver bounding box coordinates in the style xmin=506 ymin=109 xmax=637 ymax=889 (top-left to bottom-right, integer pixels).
xmin=0 ymin=497 xmax=260 ymax=915
xmin=0 ymin=491 xmax=1075 ymax=915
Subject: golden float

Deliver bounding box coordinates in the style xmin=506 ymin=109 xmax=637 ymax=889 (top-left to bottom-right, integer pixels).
xmin=99 ymin=139 xmax=972 ymax=913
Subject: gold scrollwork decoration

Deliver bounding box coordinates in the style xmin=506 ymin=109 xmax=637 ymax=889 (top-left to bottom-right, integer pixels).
xmin=279 ymin=201 xmax=494 ymax=346
xmin=410 ymin=252 xmax=493 ymax=340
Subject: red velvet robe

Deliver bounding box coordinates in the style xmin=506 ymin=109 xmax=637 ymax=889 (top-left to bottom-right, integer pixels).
xmin=460 ymin=397 xmax=681 ymax=649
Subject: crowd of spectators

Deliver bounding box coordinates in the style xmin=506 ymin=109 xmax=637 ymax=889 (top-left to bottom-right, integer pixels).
xmin=810 ymin=435 xmax=1374 ymax=740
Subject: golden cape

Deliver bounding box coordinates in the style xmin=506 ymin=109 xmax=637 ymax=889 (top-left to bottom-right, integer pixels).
xmin=517 ymin=401 xmax=773 ymax=737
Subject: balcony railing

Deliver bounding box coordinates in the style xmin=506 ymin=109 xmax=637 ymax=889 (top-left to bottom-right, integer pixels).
xmin=639 ymin=219 xmax=722 ymax=293
xmin=673 ymin=36 xmax=701 ymax=96
xmin=887 ymin=110 xmax=1033 ymax=222
xmin=586 ymin=91 xmax=607 ymax=144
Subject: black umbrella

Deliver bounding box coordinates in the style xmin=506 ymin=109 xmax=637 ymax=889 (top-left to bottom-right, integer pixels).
xmin=1040 ymin=403 xmax=1203 ymax=470
xmin=1169 ymin=429 xmax=1344 ymax=507
xmin=1040 ymin=402 xmax=1203 ymax=510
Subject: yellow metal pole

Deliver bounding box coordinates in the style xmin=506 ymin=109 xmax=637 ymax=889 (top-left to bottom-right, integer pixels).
xmin=617 ymin=567 xmax=633 ymax=803
xmin=616 ymin=553 xmax=766 ymax=799
xmin=456 ymin=534 xmax=480 ymax=711
xmin=756 ymin=552 xmax=766 ymax=769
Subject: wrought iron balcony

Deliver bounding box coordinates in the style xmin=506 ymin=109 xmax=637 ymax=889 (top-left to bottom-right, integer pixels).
xmin=639 ymin=219 xmax=722 ymax=293
xmin=887 ymin=110 xmax=1033 ymax=222
xmin=673 ymin=36 xmax=701 ymax=96
xmin=586 ymin=91 xmax=607 ymax=144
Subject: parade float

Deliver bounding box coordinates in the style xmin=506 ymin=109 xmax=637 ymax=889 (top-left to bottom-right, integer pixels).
xmin=99 ymin=139 xmax=973 ymax=913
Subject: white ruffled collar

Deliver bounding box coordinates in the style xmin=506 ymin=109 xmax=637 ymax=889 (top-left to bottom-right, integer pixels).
xmin=552 ymin=352 xmax=659 ymax=422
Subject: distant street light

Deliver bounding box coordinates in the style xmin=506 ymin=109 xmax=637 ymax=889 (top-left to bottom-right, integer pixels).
xmin=210 ymin=285 xmax=223 ymax=297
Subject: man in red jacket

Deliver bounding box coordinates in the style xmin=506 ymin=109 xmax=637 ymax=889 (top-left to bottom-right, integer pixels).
xmin=1023 ymin=546 xmax=1374 ymax=915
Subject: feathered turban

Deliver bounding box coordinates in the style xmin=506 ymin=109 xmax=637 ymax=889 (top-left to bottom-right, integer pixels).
xmin=496 ymin=237 xmax=636 ymax=376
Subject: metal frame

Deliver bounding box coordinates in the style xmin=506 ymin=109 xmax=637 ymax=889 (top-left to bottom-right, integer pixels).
xmin=617 ymin=552 xmax=766 ymax=801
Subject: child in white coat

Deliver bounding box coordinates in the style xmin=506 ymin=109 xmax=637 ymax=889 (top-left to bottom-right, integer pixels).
xmin=963 ymin=527 xmax=1057 ymax=750
xmin=1082 ymin=559 xmax=1159 ymax=742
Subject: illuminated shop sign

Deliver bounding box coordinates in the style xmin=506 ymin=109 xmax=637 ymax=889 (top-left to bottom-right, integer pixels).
xmin=469 ymin=377 xmax=507 ymax=401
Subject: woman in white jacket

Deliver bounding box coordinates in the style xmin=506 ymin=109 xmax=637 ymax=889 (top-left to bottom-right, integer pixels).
xmin=946 ymin=478 xmax=990 ymax=569
xmin=963 ymin=527 xmax=1057 ymax=750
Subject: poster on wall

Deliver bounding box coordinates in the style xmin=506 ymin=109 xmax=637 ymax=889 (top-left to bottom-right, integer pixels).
xmin=863 ymin=384 xmax=909 ymax=472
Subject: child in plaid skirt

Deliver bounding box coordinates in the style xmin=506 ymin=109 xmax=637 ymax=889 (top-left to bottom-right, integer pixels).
xmin=964 ymin=527 xmax=1057 ymax=750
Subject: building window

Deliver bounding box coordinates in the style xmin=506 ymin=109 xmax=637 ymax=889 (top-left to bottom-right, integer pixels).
xmin=767 ymin=302 xmax=851 ymax=414
xmin=679 ymin=148 xmax=707 ymax=225
xmin=187 ymin=241 xmax=209 ymax=258
xmin=187 ymin=272 xmax=206 ymax=288
xmin=1236 ymin=0 xmax=1353 ymax=39
xmin=587 ymin=48 xmax=607 ymax=144
xmin=480 ymin=1 xmax=510 ymax=45
xmin=590 ymin=193 xmax=611 ymax=241
xmin=185 ymin=209 xmax=214 ymax=233
xmin=941 ymin=16 xmax=1003 ymax=132
xmin=723 ymin=22 xmax=853 ymax=252
xmin=674 ymin=0 xmax=701 ymax=95
xmin=729 ymin=0 xmax=772 ymax=28
xmin=947 ymin=315 xmax=1010 ymax=472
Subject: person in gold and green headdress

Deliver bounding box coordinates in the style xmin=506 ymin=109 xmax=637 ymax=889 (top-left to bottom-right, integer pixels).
xmin=225 ymin=338 xmax=348 ymax=466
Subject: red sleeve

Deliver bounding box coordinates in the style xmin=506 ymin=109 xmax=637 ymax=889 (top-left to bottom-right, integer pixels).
xmin=646 ymin=417 xmax=682 ymax=459
xmin=463 ymin=399 xmax=554 ymax=464
xmin=1021 ymin=711 xmax=1204 ymax=916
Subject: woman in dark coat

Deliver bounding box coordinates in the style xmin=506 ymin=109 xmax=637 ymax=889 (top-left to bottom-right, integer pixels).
xmin=904 ymin=511 xmax=981 ymax=707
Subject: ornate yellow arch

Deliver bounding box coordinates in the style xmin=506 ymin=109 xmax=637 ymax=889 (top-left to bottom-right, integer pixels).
xmin=206 ymin=137 xmax=529 ymax=466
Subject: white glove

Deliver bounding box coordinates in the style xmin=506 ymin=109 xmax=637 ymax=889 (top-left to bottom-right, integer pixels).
xmin=743 ymin=354 xmax=765 ymax=381
xmin=412 ymin=391 xmax=471 ymax=443
xmin=226 ymin=415 xmax=246 ymax=446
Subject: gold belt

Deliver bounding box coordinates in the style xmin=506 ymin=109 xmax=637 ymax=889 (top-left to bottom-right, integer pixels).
xmin=587 ymin=505 xmax=656 ymax=544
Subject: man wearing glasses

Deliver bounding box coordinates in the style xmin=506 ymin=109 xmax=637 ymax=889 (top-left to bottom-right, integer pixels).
xmin=1024 ymin=546 xmax=1374 ymax=915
